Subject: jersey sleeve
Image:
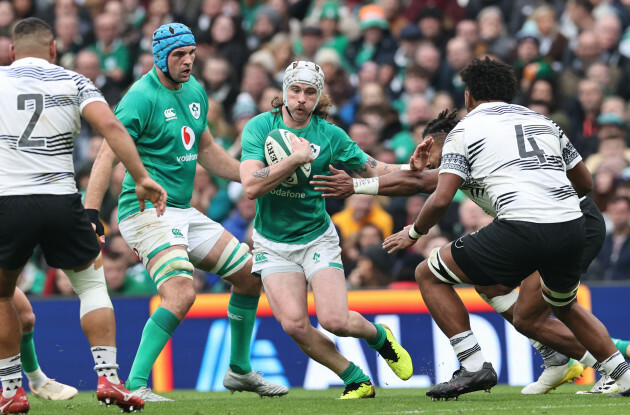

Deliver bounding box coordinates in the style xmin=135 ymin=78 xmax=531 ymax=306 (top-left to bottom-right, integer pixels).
xmin=72 ymin=73 xmax=107 ymax=113
xmin=439 ymin=127 xmax=470 ymax=180
xmin=562 ymin=135 xmax=582 ymax=170
xmin=240 ymin=115 xmax=268 ymax=162
xmin=113 ymin=90 xmax=148 ymax=141
xmin=330 ymin=125 xmax=367 ymax=170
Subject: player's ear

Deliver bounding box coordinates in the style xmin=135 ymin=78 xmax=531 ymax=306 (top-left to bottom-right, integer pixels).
xmin=9 ymin=44 xmax=15 ymax=62
xmin=49 ymin=39 xmax=57 ymax=62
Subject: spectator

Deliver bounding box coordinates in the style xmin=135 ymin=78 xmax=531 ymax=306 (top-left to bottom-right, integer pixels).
xmin=348 ymin=245 xmax=394 ymax=288
xmin=595 ymin=196 xmax=630 ymax=281
xmin=440 ymin=36 xmax=473 ymax=108
xmin=332 ymin=194 xmax=394 ymax=240
xmin=380 ymin=0 xmax=408 ymax=39
xmin=592 ymin=156 xmax=628 ymax=213
xmin=295 ymin=25 xmax=323 ymax=62
xmin=314 ymin=48 xmax=354 ymax=110
xmin=566 ymin=78 xmax=605 ymax=159
xmin=345 ymin=4 xmax=397 ymax=72
xmin=394 ymin=24 xmax=424 ymax=69
xmin=317 ymin=1 xmax=348 ymax=61
xmin=349 ymin=122 xmax=380 ymax=155
xmin=530 ymin=4 xmax=568 ymax=71
xmin=87 ymin=12 xmax=131 ymax=86
xmin=222 ymin=189 xmax=257 ymax=243
xmin=476 ymin=6 xmax=515 ymax=62
xmin=209 ymin=14 xmax=249 ymax=82
xmin=203 ymin=56 xmax=239 ymax=120
xmin=585 ymin=114 xmax=630 ymax=172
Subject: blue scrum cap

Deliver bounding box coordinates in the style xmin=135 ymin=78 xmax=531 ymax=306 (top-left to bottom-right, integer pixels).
xmin=152 ymin=23 xmax=196 ymax=73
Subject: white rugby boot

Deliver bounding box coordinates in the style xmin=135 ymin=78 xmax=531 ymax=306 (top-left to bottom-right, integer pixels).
xmin=223 ymin=368 xmax=289 ymax=397
xmin=521 ymin=361 xmax=584 ymax=394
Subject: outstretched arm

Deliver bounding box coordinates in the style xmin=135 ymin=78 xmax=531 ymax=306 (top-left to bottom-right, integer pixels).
xmin=198 ymin=129 xmax=241 ymax=182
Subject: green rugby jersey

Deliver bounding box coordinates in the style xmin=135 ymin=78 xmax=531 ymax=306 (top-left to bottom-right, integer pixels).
xmin=115 ymin=68 xmax=208 ymax=221
xmin=241 ymin=111 xmax=367 ymax=244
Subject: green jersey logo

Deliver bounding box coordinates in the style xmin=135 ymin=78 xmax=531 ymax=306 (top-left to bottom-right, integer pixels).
xmin=172 ymin=228 xmax=184 ymax=238
xmin=255 ymin=253 xmax=268 ymax=263
xmin=313 ymin=252 xmax=320 ymax=263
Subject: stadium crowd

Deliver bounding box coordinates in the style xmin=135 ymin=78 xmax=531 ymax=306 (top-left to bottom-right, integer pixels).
xmin=5 ymin=0 xmax=630 ymax=295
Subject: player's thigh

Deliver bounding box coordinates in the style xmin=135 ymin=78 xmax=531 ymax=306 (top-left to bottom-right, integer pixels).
xmin=513 ymin=271 xmax=551 ymax=320
xmin=580 ymin=197 xmax=606 ymax=272
xmin=263 ymin=272 xmax=310 ymax=324
xmin=310 ymin=268 xmax=349 ymax=323
xmin=119 ymin=207 xmax=191 ymax=267
xmin=39 ymin=194 xmax=101 ymax=269
xmin=449 ymin=219 xmax=537 ymax=287
xmin=537 ymin=217 xmax=585 ymax=293
xmin=0 ymin=195 xmax=45 ymax=271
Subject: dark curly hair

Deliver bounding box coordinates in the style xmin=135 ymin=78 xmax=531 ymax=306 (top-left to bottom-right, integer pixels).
xmin=459 ymin=57 xmax=518 ymax=103
xmin=422 ymin=109 xmax=459 ymax=138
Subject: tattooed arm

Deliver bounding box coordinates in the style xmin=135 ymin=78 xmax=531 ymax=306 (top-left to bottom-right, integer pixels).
xmin=240 ymin=135 xmax=314 ymax=199
xmin=353 ymin=155 xmax=409 ymax=178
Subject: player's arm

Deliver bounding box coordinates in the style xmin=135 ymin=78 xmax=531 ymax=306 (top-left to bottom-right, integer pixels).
xmin=240 ymin=135 xmax=314 ymax=200
xmin=82 ymin=101 xmax=167 ymax=215
xmin=311 ymin=167 xmax=439 ymax=198
xmin=566 ymin=161 xmax=593 ymax=198
xmin=198 ymin=129 xmax=241 ymax=182
xmin=383 ymin=172 xmax=463 ymax=253
xmin=353 ymin=154 xmax=410 ymax=178
xmin=83 ymin=140 xmax=119 ymax=242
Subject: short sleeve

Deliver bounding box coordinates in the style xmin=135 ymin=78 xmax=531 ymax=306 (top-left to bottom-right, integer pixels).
xmin=73 ymin=73 xmax=106 ymax=112
xmin=240 ymin=115 xmax=269 ymax=162
xmin=330 ymin=125 xmax=367 ymax=170
xmin=562 ymin=135 xmax=582 ymax=170
xmin=113 ymin=91 xmax=147 ymax=141
xmin=439 ymin=128 xmax=470 ymax=180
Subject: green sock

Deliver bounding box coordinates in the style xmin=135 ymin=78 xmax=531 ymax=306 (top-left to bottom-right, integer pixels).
xmin=612 ymin=338 xmax=630 ymax=359
xmin=339 ymin=362 xmax=370 ymax=386
xmin=228 ymin=292 xmax=260 ymax=375
xmin=125 ymin=307 xmax=180 ymax=391
xmin=366 ymin=323 xmax=386 ymax=351
xmin=20 ymin=331 xmax=39 ymax=373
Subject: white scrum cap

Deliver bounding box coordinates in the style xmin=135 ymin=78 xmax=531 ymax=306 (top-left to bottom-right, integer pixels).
xmin=282 ymin=61 xmax=325 ymax=109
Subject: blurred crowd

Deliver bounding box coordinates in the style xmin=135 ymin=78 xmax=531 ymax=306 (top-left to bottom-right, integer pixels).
xmin=4 ymin=0 xmax=630 ymax=296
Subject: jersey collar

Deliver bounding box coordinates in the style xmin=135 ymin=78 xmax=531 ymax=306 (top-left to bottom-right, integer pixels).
xmin=10 ymin=57 xmax=54 ymax=68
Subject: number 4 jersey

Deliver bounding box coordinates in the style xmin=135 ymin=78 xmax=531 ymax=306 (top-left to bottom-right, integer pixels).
xmin=0 ymin=57 xmax=106 ymax=196
xmin=440 ymin=102 xmax=582 ymax=224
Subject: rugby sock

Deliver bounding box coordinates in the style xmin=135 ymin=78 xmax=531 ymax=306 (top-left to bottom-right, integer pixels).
xmin=529 ymin=339 xmax=570 ymax=367
xmin=366 ymin=323 xmax=386 ymax=351
xmin=126 ymin=307 xmax=180 ymax=391
xmin=601 ymin=351 xmax=630 ymax=391
xmin=612 ymin=338 xmax=630 ymax=359
xmin=228 ymin=292 xmax=259 ymax=375
xmin=91 ymin=346 xmax=120 ymax=384
xmin=579 ymin=351 xmax=598 ymax=369
xmin=21 ymin=331 xmax=49 ymax=390
xmin=450 ymin=330 xmax=485 ymax=372
xmin=0 ymin=355 xmax=22 ymax=398
xmin=338 ymin=362 xmax=370 ymax=386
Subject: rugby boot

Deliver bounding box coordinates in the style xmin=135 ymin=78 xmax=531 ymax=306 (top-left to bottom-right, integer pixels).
xmin=0 ymin=387 xmax=29 ymax=414
xmin=522 ymin=361 xmax=583 ymax=394
xmin=427 ymin=362 xmax=497 ymax=401
xmin=377 ymin=324 xmax=413 ymax=380
xmin=339 ymin=380 xmax=375 ymax=399
xmin=223 ymin=369 xmax=289 ymax=397
xmin=97 ymin=376 xmax=144 ymax=412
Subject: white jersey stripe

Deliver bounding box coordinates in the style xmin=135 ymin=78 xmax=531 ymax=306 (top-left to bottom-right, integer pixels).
xmin=0 ymin=57 xmax=107 ymax=195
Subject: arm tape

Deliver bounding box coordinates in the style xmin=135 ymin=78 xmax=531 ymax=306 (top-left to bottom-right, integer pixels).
xmin=353 ymin=177 xmax=379 ymax=195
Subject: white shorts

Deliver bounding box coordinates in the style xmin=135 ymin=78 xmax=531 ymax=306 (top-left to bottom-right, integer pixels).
xmin=119 ymin=207 xmax=224 ymax=267
xmin=251 ymin=222 xmax=343 ymax=283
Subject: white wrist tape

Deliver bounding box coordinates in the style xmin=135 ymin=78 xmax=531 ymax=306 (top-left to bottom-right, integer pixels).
xmin=353 ymin=177 xmax=379 ymax=195
xmin=401 ymin=164 xmax=411 ymax=170
xmin=408 ymin=224 xmax=425 ymax=240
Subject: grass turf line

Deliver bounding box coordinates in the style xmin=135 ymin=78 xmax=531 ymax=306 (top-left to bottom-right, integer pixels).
xmin=28 ymin=385 xmax=630 ymax=415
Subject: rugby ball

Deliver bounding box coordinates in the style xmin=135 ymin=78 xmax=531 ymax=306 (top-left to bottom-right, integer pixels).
xmin=264 ymin=128 xmax=312 ymax=187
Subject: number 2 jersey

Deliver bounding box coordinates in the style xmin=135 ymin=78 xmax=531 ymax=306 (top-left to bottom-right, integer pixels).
xmin=115 ymin=67 xmax=208 ymax=222
xmin=440 ymin=102 xmax=582 ymax=223
xmin=0 ymin=57 xmax=106 ymax=196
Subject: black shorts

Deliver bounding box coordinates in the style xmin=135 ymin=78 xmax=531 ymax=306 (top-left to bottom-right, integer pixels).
xmin=0 ymin=194 xmax=101 ymax=270
xmin=451 ymin=216 xmax=585 ymax=291
xmin=580 ymin=197 xmax=605 ymax=273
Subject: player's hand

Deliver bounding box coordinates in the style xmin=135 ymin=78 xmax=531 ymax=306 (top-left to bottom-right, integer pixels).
xmin=135 ymin=177 xmax=168 ymax=216
xmin=383 ymin=225 xmax=418 ymax=253
xmin=311 ymin=165 xmax=354 ymax=198
xmin=410 ymin=137 xmax=433 ymax=171
xmin=85 ymin=209 xmax=106 ymax=244
xmin=291 ymin=135 xmax=314 ymax=165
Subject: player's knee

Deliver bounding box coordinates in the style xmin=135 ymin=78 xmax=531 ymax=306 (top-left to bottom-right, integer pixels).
xmin=415 ymin=260 xmax=432 ymax=286
xmin=64 ymin=255 xmax=113 ymax=318
xmin=320 ymin=316 xmax=349 ymax=337
xmin=540 ymin=278 xmax=579 ymax=308
xmin=210 ymin=238 xmax=251 ymax=280
xmin=229 ymin=266 xmax=262 ymax=296
xmin=19 ymin=309 xmax=35 ymax=333
xmin=512 ymin=313 xmax=537 ymax=337
xmin=281 ymin=318 xmax=310 ymax=341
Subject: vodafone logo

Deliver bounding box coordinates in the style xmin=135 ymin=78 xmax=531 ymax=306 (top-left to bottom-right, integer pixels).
xmin=181 ymin=126 xmax=195 ymax=150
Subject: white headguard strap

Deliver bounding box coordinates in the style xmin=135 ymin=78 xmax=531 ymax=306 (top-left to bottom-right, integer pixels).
xmin=282 ymin=61 xmax=325 ymax=111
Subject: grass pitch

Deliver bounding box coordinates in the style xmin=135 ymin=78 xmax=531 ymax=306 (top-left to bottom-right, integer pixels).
xmin=28 ymin=384 xmax=630 ymax=415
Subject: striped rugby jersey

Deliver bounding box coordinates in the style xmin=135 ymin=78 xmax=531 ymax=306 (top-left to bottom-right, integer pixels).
xmin=0 ymin=57 xmax=106 ymax=195
xmin=440 ymin=102 xmax=583 ymax=223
